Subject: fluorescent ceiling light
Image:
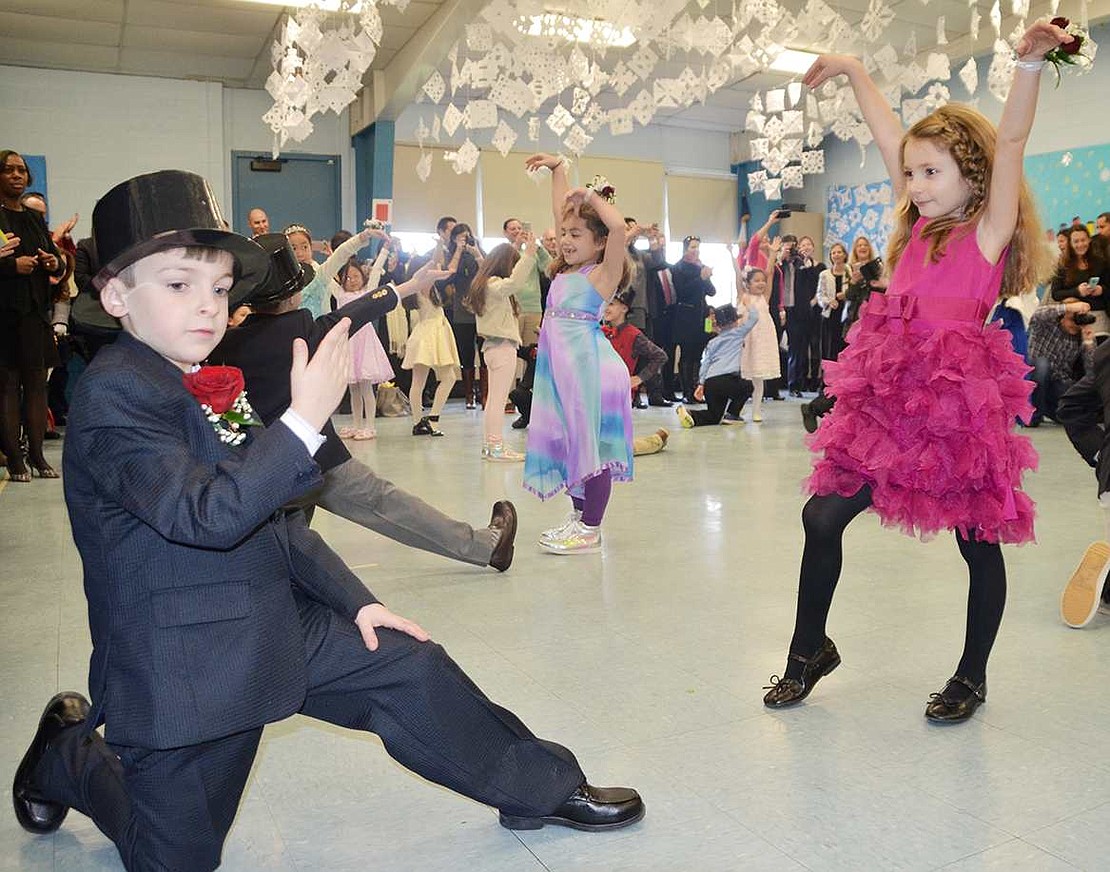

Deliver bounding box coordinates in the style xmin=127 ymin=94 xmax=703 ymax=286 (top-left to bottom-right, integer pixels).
xmin=520 ymin=13 xmax=636 ymax=48
xmin=769 ymin=48 xmax=820 ymax=75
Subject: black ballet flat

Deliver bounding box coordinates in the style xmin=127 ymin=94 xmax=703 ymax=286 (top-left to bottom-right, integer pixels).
xmin=924 ymin=675 xmax=986 ymax=724
xmin=763 ymin=638 xmax=841 ymax=708
xmin=412 ymin=417 xmax=444 ymax=437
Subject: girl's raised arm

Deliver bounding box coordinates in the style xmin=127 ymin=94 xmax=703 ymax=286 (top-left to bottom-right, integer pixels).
xmin=979 ymin=20 xmax=1071 ymax=263
xmin=564 ymin=187 xmax=627 ymax=299
xmin=526 ymin=153 xmax=570 ymax=230
xmin=804 ymin=56 xmax=906 ymax=196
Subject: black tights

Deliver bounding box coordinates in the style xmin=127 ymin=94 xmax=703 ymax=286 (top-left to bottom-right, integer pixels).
xmin=0 ymin=365 xmax=48 ymax=472
xmin=787 ymin=489 xmax=1006 ymax=685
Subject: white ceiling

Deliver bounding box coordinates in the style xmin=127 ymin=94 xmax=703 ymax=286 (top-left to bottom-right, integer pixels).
xmin=1 ymin=0 xmax=1105 ymax=133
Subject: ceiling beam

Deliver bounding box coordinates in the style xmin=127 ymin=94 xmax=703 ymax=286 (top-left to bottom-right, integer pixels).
xmin=349 ymin=0 xmax=486 ymax=135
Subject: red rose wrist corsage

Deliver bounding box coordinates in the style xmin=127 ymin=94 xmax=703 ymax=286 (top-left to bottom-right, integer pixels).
xmin=182 ymin=365 xmax=262 ymax=446
xmin=1043 ymin=17 xmax=1096 ymax=86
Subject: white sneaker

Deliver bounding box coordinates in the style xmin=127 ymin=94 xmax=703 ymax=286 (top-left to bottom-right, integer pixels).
xmin=540 ymin=520 xmax=602 ymax=554
xmin=540 ymin=511 xmax=583 ymax=543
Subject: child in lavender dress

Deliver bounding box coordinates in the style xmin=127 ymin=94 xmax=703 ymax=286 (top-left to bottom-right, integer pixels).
xmin=523 ymin=154 xmax=633 ymax=555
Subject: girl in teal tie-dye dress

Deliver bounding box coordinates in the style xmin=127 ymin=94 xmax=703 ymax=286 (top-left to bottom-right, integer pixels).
xmin=523 ymin=154 xmax=634 ymax=555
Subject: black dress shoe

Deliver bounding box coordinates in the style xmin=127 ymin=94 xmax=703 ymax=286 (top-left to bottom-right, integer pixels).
xmin=789 ymin=388 xmax=803 ymax=398
xmin=412 ymin=417 xmax=444 ymax=436
xmin=762 ymin=638 xmax=841 ymax=708
xmin=800 ymin=402 xmax=819 ymax=434
xmin=499 ymin=783 xmax=644 ymax=832
xmin=13 ymin=692 xmax=90 ymax=834
xmin=487 ymin=500 xmax=517 ymax=572
xmin=510 ymin=416 xmax=529 ymax=430
xmin=924 ymin=676 xmax=986 ymax=723
xmin=648 ymin=396 xmax=673 ymax=407
xmin=633 ymin=395 xmax=647 ymax=409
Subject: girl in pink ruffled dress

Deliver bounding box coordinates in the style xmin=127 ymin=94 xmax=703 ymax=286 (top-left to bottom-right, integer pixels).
xmin=333 ymin=261 xmax=395 ymax=439
xmin=763 ymin=21 xmax=1068 ymax=723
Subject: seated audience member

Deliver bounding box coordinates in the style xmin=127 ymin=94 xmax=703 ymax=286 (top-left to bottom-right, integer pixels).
xmin=1027 ymin=298 xmax=1096 ymax=426
xmin=1051 ymin=224 xmax=1108 ymax=335
xmin=13 ymin=171 xmax=644 ymax=871
xmin=1055 ymin=339 xmax=1110 ymax=627
xmin=676 ymin=303 xmax=759 ymax=428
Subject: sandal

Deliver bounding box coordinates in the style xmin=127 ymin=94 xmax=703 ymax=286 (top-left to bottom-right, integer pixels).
xmin=353 ymin=429 xmax=377 ymax=440
xmin=7 ymin=465 xmax=31 ymax=483
xmin=32 ymin=464 xmax=59 ymax=479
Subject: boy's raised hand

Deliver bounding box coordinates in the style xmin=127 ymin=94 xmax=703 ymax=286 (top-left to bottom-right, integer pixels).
xmin=396 ymin=261 xmax=451 ymax=299
xmin=355 ymin=603 xmax=430 ymax=651
xmin=289 ymin=317 xmax=351 ymax=432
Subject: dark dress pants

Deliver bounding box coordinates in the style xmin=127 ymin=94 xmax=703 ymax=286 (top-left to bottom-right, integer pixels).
xmin=1030 ymin=357 xmax=1068 ymax=423
xmin=785 ymin=307 xmax=814 ymax=391
xmin=678 ymin=335 xmax=707 ymax=402
xmin=690 ymin=374 xmax=753 ymax=426
xmin=32 ymin=596 xmax=585 ymax=872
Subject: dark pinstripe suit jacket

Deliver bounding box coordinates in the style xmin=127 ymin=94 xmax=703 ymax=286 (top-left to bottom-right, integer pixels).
xmin=63 ymin=332 xmax=376 ymax=749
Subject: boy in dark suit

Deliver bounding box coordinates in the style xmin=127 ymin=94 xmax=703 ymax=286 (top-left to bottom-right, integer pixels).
xmin=210 ymin=233 xmax=517 ymax=571
xmin=12 ymin=171 xmax=643 ymax=871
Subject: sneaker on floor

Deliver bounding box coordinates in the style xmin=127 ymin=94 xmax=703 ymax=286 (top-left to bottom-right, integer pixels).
xmin=540 ymin=520 xmax=602 ymax=554
xmin=752 ymin=412 xmax=763 ymax=423
xmin=541 ymin=511 xmax=582 ymax=543
xmin=721 ymin=414 xmax=743 ymax=425
xmin=675 ymin=405 xmax=695 ymax=429
xmin=1061 ymin=541 xmax=1110 ymax=628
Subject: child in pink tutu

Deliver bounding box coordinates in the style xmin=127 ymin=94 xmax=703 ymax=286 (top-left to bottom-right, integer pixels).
xmin=762 ymin=20 xmax=1067 ymax=723
xmin=333 ymin=261 xmax=396 ymax=439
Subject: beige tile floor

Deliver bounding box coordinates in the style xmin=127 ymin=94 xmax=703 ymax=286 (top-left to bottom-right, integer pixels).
xmin=2 ymin=399 xmax=1107 ymax=871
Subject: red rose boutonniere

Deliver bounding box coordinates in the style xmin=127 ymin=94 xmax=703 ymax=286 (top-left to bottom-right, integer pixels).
xmin=182 ymin=365 xmax=261 ymax=446
xmin=1043 ymin=17 xmax=1096 ymax=86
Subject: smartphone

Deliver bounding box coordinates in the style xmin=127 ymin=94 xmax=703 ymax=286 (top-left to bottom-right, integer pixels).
xmin=0 ymin=229 xmax=8 ymax=246
xmin=521 ymin=221 xmax=532 ymax=233
xmin=1089 ymin=276 xmax=1101 ymax=287
xmin=777 ymin=210 xmax=792 ymax=218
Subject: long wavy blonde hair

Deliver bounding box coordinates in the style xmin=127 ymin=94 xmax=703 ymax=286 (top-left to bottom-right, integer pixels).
xmin=885 ymin=104 xmax=1053 ymax=299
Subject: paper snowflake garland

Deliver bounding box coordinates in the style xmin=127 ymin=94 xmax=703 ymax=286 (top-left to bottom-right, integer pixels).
xmin=970 ymin=8 xmax=981 ymax=41
xmin=861 ymin=0 xmax=895 ymax=41
xmin=987 ymin=39 xmax=1015 ymax=102
xmin=747 ymin=170 xmax=766 ymax=193
xmin=937 ymin=16 xmax=948 ymax=45
xmin=443 ymin=103 xmax=463 ymax=136
xmin=926 ymin=53 xmax=951 ymax=82
xmin=528 ymin=117 xmax=541 ymax=141
xmin=959 ymin=56 xmax=976 ymax=95
xmin=764 ymin=146 xmax=789 ymax=176
xmin=746 ymin=111 xmax=767 ymax=133
xmin=749 ymin=138 xmax=769 ymax=160
xmin=416 ymin=151 xmax=433 ymax=182
xmin=630 ymin=89 xmax=656 ymax=126
xmin=447 ymin=139 xmax=480 ymax=174
xmin=763 ymin=116 xmax=785 ymax=144
xmin=547 ymin=104 xmax=574 ymax=136
xmin=765 ymin=89 xmax=786 ymax=113
xmin=763 ymin=177 xmax=783 ymax=201
xmin=628 ymin=46 xmax=659 ymax=80
xmin=782 ymin=166 xmax=804 ymax=190
xmin=782 ymin=110 xmax=804 ymax=135
xmin=801 ymin=149 xmax=825 ymax=174
xmin=609 ymin=109 xmax=634 ymax=136
xmin=563 ymin=125 xmax=593 ymax=155
xmin=431 ymin=114 xmax=441 ymax=142
xmin=806 ymin=122 xmax=824 ymax=149
xmin=610 ymin=62 xmax=637 ymax=96
xmin=466 ymin=23 xmax=492 ymax=52
xmin=783 ymin=138 xmax=804 ymax=161
xmin=491 ymin=119 xmax=517 ymax=157
xmin=423 ymin=70 xmax=446 ymax=103
xmin=463 ymin=99 xmax=498 ymax=129
xmin=874 ymin=44 xmax=898 ymax=77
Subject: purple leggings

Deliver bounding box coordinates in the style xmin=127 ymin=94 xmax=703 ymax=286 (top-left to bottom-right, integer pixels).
xmin=570 ymin=469 xmax=612 ymax=527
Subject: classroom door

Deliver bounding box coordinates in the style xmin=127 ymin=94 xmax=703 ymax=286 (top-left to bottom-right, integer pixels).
xmin=231 ymin=152 xmax=342 ymax=241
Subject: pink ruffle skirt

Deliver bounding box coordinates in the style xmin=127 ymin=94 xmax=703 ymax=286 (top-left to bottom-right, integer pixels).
xmin=806 ymin=318 xmax=1037 ymax=544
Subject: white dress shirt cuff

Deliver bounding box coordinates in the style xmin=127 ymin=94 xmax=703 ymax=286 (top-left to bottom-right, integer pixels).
xmin=279 ymin=409 xmax=327 ymax=456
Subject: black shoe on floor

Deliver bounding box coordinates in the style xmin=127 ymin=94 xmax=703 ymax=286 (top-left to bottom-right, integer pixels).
xmin=800 ymin=403 xmax=819 ymax=434
xmin=412 ymin=416 xmax=444 ymax=436
xmin=924 ymin=676 xmax=986 ymax=723
xmin=487 ymin=500 xmax=517 ymax=572
xmin=789 ymin=388 xmax=803 ymax=398
xmin=511 ymin=416 xmax=529 ymax=430
xmin=763 ymin=638 xmax=840 ymax=708
xmin=633 ymin=395 xmax=647 ymax=409
xmin=13 ymin=692 xmax=90 ymax=834
xmin=499 ymin=783 xmax=644 ymax=832
xmin=648 ymin=395 xmax=673 ymax=407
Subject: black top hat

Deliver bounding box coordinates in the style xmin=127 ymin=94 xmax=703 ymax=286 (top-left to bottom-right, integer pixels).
xmin=72 ymin=170 xmax=270 ymax=331
xmin=248 ymin=233 xmax=316 ymax=306
xmin=612 ymin=287 xmax=636 ymax=308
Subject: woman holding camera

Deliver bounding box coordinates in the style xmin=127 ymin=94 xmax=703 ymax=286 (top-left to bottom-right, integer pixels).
xmin=1050 ymin=225 xmax=1108 ymax=336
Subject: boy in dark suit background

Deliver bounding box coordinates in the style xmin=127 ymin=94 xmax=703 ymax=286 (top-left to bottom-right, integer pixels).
xmin=12 ymin=171 xmax=643 ymax=871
